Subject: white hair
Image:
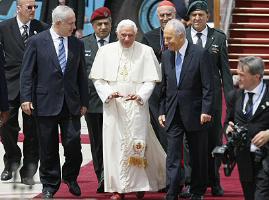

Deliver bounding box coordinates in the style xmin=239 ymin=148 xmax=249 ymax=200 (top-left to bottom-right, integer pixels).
xmin=52 ymin=5 xmax=74 ymax=24
xmin=165 ymin=19 xmax=186 ymax=36
xmin=116 ymin=19 xmax=138 ymax=34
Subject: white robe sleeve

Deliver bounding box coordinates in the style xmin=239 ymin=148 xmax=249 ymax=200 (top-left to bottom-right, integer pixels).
xmin=136 ymin=81 xmax=155 ymax=104
xmin=93 ymin=79 xmax=114 ymax=103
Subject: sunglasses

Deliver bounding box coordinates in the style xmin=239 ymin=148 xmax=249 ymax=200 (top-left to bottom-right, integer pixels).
xmin=22 ymin=5 xmax=38 ymax=10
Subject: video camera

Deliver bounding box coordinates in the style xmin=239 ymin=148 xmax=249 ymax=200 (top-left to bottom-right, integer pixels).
xmin=212 ymin=124 xmax=249 ymax=176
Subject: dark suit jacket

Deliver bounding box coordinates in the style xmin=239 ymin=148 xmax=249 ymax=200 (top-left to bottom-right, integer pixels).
xmin=159 ymin=42 xmax=214 ymax=132
xmin=0 ymin=17 xmax=49 ymax=101
xmin=40 ymin=0 xmax=85 ymax=30
xmin=141 ymin=27 xmax=162 ymax=62
xmin=20 ymin=30 xmax=89 ymax=116
xmin=186 ymin=26 xmax=233 ymax=110
xmin=0 ymin=43 xmax=8 ymax=111
xmin=225 ymin=85 xmax=269 ymax=182
xmin=81 ymin=33 xmax=116 ymax=113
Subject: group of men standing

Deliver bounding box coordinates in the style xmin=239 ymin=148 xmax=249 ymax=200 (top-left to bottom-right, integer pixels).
xmin=1 ymin=0 xmax=269 ymax=200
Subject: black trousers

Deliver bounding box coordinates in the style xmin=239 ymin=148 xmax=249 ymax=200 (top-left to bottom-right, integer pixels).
xmin=207 ymin=109 xmax=222 ymax=186
xmin=36 ymin=104 xmax=82 ymax=194
xmin=166 ymin=109 xmax=208 ymax=200
xmin=240 ymin=154 xmax=269 ymax=200
xmin=84 ymin=112 xmax=103 ymax=183
xmin=0 ymin=95 xmax=38 ymax=178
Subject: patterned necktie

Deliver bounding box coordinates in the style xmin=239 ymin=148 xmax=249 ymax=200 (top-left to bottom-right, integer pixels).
xmin=99 ymin=39 xmax=105 ymax=47
xmin=22 ymin=24 xmax=28 ymax=44
xmin=58 ymin=37 xmax=66 ymax=73
xmin=196 ymin=32 xmax=203 ymax=47
xmin=245 ymin=92 xmax=254 ymax=118
xmin=175 ymin=52 xmax=182 ymax=84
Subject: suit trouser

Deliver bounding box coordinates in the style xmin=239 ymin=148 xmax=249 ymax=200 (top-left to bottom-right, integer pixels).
xmin=183 ymin=109 xmax=222 ymax=187
xmin=166 ymin=110 xmax=208 ymax=200
xmin=0 ymin=96 xmax=38 ymax=178
xmin=36 ymin=105 xmax=82 ymax=194
xmin=240 ymin=154 xmax=269 ymax=200
xmin=207 ymin=109 xmax=222 ymax=186
xmin=84 ymin=112 xmax=103 ymax=183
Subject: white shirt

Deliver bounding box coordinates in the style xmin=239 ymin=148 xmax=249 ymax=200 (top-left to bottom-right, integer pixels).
xmin=176 ymin=39 xmax=188 ymax=63
xmin=191 ymin=26 xmax=208 ymax=48
xmin=16 ymin=17 xmax=30 ymax=36
xmin=243 ymin=80 xmax=266 ymax=115
xmin=96 ymin=34 xmax=110 ymax=48
xmin=50 ymin=28 xmax=68 ymax=58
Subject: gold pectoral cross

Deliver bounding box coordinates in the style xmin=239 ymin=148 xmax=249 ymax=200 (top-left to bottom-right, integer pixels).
xmin=120 ymin=65 xmax=129 ymax=80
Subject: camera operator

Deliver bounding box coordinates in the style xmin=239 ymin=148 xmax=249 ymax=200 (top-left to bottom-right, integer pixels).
xmin=225 ymin=56 xmax=269 ymax=200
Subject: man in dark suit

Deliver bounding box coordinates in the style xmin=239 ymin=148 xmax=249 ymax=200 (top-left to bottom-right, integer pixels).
xmin=0 ymin=44 xmax=9 ymax=126
xmin=81 ymin=6 xmax=116 ymax=193
xmin=40 ymin=0 xmax=85 ymax=38
xmin=159 ymin=19 xmax=214 ymax=200
xmin=141 ymin=0 xmax=176 ymax=152
xmin=0 ymin=0 xmax=49 ymax=185
xmin=225 ymin=56 xmax=269 ymax=200
xmin=184 ymin=0 xmax=233 ymax=196
xmin=20 ymin=5 xmax=89 ymax=198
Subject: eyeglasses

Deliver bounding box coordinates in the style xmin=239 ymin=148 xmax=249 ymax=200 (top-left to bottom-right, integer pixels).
xmin=20 ymin=5 xmax=38 ymax=10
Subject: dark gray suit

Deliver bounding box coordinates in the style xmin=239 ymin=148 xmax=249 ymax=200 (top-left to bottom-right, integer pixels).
xmin=0 ymin=17 xmax=48 ymax=179
xmin=0 ymin=44 xmax=8 ymax=112
xmin=81 ymin=33 xmax=116 ymax=186
xmin=160 ymin=42 xmax=214 ymax=199
xmin=20 ymin=30 xmax=89 ymax=194
xmin=186 ymin=26 xmax=233 ymax=186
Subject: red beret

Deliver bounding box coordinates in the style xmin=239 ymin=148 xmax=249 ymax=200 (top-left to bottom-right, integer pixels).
xmin=90 ymin=7 xmax=111 ymax=23
xmin=158 ymin=0 xmax=175 ymax=8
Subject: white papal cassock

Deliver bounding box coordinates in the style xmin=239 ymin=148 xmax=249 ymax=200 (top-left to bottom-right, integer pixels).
xmin=90 ymin=41 xmax=166 ymax=193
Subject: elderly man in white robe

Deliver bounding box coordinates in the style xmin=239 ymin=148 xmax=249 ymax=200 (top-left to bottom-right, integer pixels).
xmin=90 ymin=19 xmax=166 ymax=200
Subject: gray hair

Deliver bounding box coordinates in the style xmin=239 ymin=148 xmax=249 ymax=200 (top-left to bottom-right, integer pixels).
xmin=116 ymin=19 xmax=138 ymax=34
xmin=238 ymin=56 xmax=264 ymax=77
xmin=165 ymin=19 xmax=186 ymax=36
xmin=52 ymin=5 xmax=74 ymax=24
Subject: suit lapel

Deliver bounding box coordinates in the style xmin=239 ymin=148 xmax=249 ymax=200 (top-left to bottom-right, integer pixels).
xmin=186 ymin=27 xmax=193 ymax=44
xmin=65 ymin=37 xmax=75 ymax=73
xmin=205 ymin=26 xmax=215 ymax=50
xmin=10 ymin=18 xmax=24 ymax=49
xmin=252 ymin=85 xmax=269 ymax=120
xmin=168 ymin=51 xmax=177 ymax=86
xmin=44 ymin=31 xmax=62 ymax=73
xmin=178 ymin=44 xmax=192 ymax=86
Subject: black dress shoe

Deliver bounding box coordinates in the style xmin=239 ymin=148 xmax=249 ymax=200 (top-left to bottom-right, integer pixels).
xmin=42 ymin=191 xmax=53 ymax=199
xmin=211 ymin=184 xmax=224 ymax=196
xmin=21 ymin=177 xmax=35 ymax=185
xmin=64 ymin=180 xmax=81 ymax=196
xmin=1 ymin=170 xmax=12 ymax=181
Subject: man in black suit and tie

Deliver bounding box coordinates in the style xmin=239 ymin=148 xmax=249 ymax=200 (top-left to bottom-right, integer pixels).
xmin=20 ymin=5 xmax=89 ymax=198
xmin=225 ymin=56 xmax=269 ymax=200
xmin=81 ymin=6 xmax=116 ymax=193
xmin=159 ymin=19 xmax=214 ymax=200
xmin=0 ymin=44 xmax=9 ymax=126
xmin=41 ymin=0 xmax=85 ymax=38
xmin=183 ymin=0 xmax=234 ymax=196
xmin=0 ymin=0 xmax=49 ymax=185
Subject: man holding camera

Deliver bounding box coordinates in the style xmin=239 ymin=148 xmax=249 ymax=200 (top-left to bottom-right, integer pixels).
xmin=225 ymin=56 xmax=269 ymax=200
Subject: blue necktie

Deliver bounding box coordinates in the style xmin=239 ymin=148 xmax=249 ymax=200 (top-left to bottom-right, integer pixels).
xmin=58 ymin=37 xmax=66 ymax=73
xmin=175 ymin=52 xmax=182 ymax=84
xmin=245 ymin=92 xmax=254 ymax=118
xmin=22 ymin=24 xmax=28 ymax=44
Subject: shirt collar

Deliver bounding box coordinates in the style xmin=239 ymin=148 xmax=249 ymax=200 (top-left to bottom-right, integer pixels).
xmin=50 ymin=27 xmax=67 ymax=41
xmin=16 ymin=16 xmax=31 ymax=29
xmin=191 ymin=25 xmax=208 ymax=38
xmin=244 ymin=80 xmax=264 ymax=95
xmin=96 ymin=34 xmax=110 ymax=43
xmin=177 ymin=39 xmax=188 ymax=57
